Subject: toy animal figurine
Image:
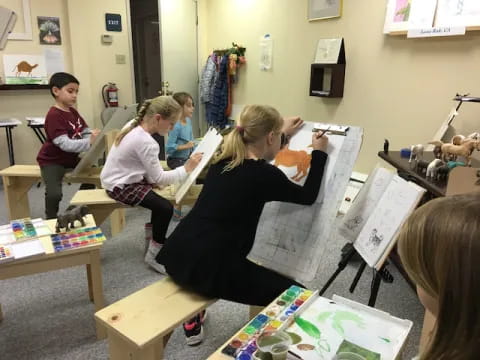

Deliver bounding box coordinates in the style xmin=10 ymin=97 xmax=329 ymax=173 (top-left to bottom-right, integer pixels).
xmin=56 ymin=205 xmax=90 ymax=233
xmin=383 ymin=139 xmax=389 ymax=154
xmin=436 ymin=165 xmax=450 ymax=181
xmin=409 ymin=144 xmax=424 ymax=163
xmin=415 ymin=159 xmax=429 ymax=175
xmin=433 ymin=145 xmax=442 ymax=159
xmin=429 ymin=139 xmax=480 ymax=166
xmin=451 ymin=134 xmax=465 ymax=145
xmin=426 ymin=159 xmax=443 ymax=179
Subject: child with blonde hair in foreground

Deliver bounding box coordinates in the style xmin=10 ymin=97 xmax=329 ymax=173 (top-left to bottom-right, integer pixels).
xmin=398 ymin=193 xmax=480 ymax=360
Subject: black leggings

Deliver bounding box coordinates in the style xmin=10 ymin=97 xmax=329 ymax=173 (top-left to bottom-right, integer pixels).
xmin=175 ymin=259 xmax=305 ymax=306
xmin=138 ymin=191 xmax=173 ymax=245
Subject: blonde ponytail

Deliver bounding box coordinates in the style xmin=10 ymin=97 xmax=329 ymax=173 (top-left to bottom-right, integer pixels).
xmin=115 ymin=96 xmax=181 ymax=145
xmin=213 ymin=105 xmax=283 ymax=171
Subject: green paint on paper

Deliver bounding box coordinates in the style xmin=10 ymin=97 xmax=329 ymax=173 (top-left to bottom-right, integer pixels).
xmin=317 ymin=311 xmax=333 ymax=323
xmin=331 ymin=311 xmax=365 ymax=336
xmin=295 ymin=317 xmax=321 ymax=339
xmin=379 ymin=337 xmax=391 ymax=343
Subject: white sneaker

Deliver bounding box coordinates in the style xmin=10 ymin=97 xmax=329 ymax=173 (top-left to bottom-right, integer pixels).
xmin=144 ymin=240 xmax=166 ymax=274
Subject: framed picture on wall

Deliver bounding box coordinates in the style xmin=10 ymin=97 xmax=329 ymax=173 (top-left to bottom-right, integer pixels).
xmin=435 ymin=0 xmax=480 ymax=27
xmin=384 ymin=0 xmax=437 ymax=33
xmin=38 ymin=16 xmax=61 ymax=45
xmin=308 ymin=0 xmax=343 ymax=21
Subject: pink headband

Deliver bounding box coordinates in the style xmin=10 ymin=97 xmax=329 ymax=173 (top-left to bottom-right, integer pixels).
xmin=236 ymin=125 xmax=244 ymax=134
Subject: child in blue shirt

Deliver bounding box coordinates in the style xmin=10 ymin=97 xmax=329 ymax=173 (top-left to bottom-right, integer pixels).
xmin=166 ymin=92 xmax=195 ymax=219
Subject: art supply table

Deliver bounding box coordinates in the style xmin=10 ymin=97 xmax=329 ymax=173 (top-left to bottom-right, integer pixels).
xmin=0 ymin=118 xmax=22 ymax=165
xmin=0 ymin=214 xmax=107 ymax=339
xmin=0 ymin=165 xmax=102 ymax=220
xmin=208 ymin=288 xmax=411 ymax=360
xmin=26 ymin=117 xmax=47 ymax=144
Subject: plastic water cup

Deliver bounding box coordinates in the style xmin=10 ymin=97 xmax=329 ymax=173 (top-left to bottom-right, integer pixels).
xmin=332 ymin=352 xmax=367 ymax=360
xmin=270 ymin=343 xmax=289 ymax=360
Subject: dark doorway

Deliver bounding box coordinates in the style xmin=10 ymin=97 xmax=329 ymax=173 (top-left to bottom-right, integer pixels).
xmin=130 ymin=0 xmax=162 ymax=102
xmin=130 ymin=0 xmax=165 ymax=160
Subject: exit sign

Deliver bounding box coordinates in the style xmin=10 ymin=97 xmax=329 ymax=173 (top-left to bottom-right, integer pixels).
xmin=106 ymin=13 xmax=122 ymax=32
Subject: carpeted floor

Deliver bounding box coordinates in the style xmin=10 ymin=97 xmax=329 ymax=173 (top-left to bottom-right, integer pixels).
xmin=0 ymin=183 xmax=424 ymax=360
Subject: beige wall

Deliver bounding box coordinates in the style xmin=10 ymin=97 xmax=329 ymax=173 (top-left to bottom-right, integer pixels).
xmin=0 ymin=0 xmax=134 ymax=169
xmin=202 ymin=0 xmax=480 ymax=173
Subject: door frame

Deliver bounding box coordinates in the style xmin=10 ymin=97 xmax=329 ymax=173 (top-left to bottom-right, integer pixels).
xmin=125 ymin=0 xmax=137 ymax=104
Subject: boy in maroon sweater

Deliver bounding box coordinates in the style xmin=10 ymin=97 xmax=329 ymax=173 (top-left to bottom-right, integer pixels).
xmin=37 ymin=72 xmax=100 ymax=219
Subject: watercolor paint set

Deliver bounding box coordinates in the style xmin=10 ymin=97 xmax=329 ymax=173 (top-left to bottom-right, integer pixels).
xmin=50 ymin=226 xmax=106 ymax=252
xmin=0 ymin=218 xmax=51 ymax=245
xmin=221 ymin=286 xmax=317 ymax=359
xmin=0 ymin=245 xmax=14 ymax=263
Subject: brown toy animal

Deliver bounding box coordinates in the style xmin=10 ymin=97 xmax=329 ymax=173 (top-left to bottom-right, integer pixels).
xmin=12 ymin=61 xmax=39 ymax=77
xmin=56 ymin=205 xmax=90 ymax=233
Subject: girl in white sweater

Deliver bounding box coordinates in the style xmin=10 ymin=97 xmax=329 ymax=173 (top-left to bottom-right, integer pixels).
xmin=101 ymin=96 xmax=202 ymax=272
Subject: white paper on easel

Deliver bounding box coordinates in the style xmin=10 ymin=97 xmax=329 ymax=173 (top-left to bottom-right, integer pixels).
xmin=250 ymin=123 xmax=363 ymax=282
xmin=175 ymin=127 xmax=223 ymax=203
xmin=353 ymin=176 xmax=425 ymax=268
xmin=338 ymin=167 xmax=394 ymax=243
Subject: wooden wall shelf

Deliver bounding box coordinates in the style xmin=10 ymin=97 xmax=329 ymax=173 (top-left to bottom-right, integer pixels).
xmin=0 ymin=84 xmax=49 ymax=90
xmin=388 ymin=26 xmax=480 ymax=36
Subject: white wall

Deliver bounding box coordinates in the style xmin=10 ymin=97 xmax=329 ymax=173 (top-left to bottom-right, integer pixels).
xmin=201 ymin=0 xmax=480 ymax=173
xmin=0 ymin=0 xmax=135 ymax=169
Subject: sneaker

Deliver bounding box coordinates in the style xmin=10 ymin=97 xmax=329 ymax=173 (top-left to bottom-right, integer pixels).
xmin=183 ymin=314 xmax=204 ymax=346
xmin=144 ymin=240 xmax=166 ymax=274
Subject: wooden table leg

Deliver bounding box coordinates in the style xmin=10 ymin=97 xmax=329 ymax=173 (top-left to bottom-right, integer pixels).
xmin=110 ymin=208 xmax=126 ymax=236
xmin=2 ymin=176 xmax=37 ymax=220
xmin=88 ymin=205 xmax=125 ymax=236
xmin=107 ymin=330 xmax=164 ymax=360
xmin=88 ymin=249 xmax=106 ymax=339
xmin=86 ymin=264 xmax=94 ymax=302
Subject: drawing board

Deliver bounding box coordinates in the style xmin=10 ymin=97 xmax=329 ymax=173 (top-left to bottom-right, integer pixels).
xmin=249 ymin=123 xmax=363 ymax=282
xmin=71 ymin=104 xmax=137 ymax=176
xmin=174 ymin=127 xmax=223 ymax=203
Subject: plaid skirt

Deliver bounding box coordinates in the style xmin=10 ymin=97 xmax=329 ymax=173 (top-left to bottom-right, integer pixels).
xmin=106 ymin=180 xmax=153 ymax=206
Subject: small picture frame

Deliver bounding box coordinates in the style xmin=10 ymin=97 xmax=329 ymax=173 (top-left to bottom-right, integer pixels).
xmin=383 ymin=0 xmax=437 ymax=33
xmin=435 ymin=0 xmax=480 ymax=27
xmin=308 ymin=0 xmax=343 ymax=21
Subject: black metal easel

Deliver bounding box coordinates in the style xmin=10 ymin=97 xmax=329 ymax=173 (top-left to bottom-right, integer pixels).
xmin=319 ymin=243 xmax=393 ymax=307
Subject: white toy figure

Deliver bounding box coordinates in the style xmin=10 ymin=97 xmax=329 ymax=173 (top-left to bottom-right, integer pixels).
xmin=409 ymin=144 xmax=424 ymax=163
xmin=426 ymin=159 xmax=443 ymax=179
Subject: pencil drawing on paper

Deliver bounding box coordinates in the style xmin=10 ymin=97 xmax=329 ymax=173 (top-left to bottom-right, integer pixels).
xmin=368 ymin=228 xmax=384 ymax=250
xmin=345 ymin=215 xmax=363 ymax=231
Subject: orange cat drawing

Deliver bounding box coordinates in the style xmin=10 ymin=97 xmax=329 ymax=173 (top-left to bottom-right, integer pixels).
xmin=274 ymin=146 xmax=311 ymax=182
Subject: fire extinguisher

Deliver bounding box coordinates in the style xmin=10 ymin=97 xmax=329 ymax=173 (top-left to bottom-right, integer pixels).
xmin=102 ymin=82 xmax=119 ymax=107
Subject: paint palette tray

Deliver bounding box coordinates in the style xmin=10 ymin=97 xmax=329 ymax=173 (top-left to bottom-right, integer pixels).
xmin=221 ymin=286 xmax=317 ymax=359
xmin=51 ymin=226 xmax=106 ymax=252
xmin=0 ymin=218 xmax=51 ymax=245
xmin=0 ymin=245 xmax=14 ymax=263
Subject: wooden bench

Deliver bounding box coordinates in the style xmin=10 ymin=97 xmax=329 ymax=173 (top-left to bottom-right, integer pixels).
xmin=0 ymin=164 xmax=102 ymax=219
xmin=95 ymin=277 xmax=261 ymax=360
xmin=69 ymin=185 xmax=203 ymax=235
